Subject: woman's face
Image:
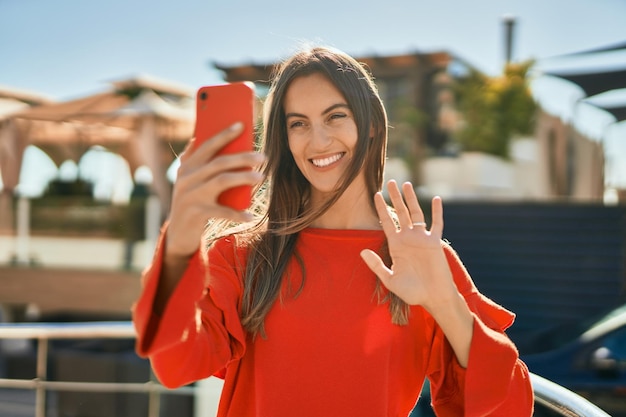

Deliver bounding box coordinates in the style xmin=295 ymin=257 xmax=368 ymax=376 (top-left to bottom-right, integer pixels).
xmin=284 ymin=73 xmax=359 ymax=198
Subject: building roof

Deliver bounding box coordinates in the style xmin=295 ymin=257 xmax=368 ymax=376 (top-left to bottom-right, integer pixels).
xmin=0 ymin=85 xmax=54 ymax=106
xmin=213 ymin=49 xmax=468 ymax=84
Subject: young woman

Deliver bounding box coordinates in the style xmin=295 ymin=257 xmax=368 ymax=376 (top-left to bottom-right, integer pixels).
xmin=133 ymin=46 xmax=534 ymax=416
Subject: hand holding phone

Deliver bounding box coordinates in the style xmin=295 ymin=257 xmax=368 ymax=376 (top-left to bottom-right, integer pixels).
xmin=194 ymin=82 xmax=256 ymax=210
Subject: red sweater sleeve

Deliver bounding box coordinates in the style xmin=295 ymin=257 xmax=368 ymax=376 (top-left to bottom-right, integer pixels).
xmin=132 ymin=226 xmax=246 ymax=388
xmin=427 ymin=243 xmax=534 ymax=416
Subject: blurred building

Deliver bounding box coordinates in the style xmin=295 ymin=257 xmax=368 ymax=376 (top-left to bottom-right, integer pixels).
xmin=534 ymin=110 xmax=605 ymax=200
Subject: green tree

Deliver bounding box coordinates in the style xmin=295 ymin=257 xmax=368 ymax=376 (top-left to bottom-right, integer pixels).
xmin=453 ymin=61 xmax=538 ymax=158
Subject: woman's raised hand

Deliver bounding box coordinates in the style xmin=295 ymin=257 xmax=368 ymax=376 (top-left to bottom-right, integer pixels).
xmin=165 ymin=122 xmax=265 ymax=259
xmin=360 ymin=180 xmax=459 ymax=310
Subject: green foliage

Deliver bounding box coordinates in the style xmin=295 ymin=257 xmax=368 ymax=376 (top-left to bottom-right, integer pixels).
xmin=453 ymin=61 xmax=538 ymax=158
xmin=44 ymin=178 xmax=93 ymax=197
xmin=387 ymin=97 xmax=428 ymax=160
xmin=390 ymin=97 xmax=429 ymax=130
xmin=28 ymin=196 xmax=127 ymax=238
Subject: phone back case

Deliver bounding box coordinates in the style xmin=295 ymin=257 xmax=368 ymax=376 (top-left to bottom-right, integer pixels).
xmin=194 ymin=82 xmax=255 ymax=210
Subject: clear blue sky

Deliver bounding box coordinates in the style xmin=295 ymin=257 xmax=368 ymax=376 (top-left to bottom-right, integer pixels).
xmin=2 ymin=0 xmax=626 ymax=191
xmin=2 ymin=0 xmax=625 ymax=98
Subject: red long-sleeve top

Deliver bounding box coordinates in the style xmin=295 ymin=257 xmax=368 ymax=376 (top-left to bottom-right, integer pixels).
xmin=133 ymin=227 xmax=533 ymax=416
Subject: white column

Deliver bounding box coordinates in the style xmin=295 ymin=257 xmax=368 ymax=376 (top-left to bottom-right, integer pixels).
xmin=143 ymin=193 xmax=161 ymax=265
xmin=195 ymin=377 xmax=224 ymax=417
xmin=15 ymin=196 xmax=30 ymax=265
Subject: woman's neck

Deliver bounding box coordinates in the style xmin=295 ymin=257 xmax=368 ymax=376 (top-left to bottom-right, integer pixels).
xmin=309 ymin=179 xmax=381 ymax=230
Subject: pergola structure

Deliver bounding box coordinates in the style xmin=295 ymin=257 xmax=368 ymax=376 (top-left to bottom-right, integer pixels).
xmin=0 ymin=75 xmax=196 ymax=233
xmin=542 ymin=40 xmax=626 ymax=193
xmin=543 ymin=40 xmax=626 ymax=124
xmin=0 ymin=86 xmax=55 ymax=233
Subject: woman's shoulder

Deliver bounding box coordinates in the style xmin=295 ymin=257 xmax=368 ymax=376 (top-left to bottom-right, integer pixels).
xmin=206 ymin=230 xmax=259 ymax=270
xmin=209 ymin=232 xmax=254 ymax=255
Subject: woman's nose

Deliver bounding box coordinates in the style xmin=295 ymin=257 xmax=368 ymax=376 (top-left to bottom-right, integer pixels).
xmin=310 ymin=124 xmax=332 ymax=149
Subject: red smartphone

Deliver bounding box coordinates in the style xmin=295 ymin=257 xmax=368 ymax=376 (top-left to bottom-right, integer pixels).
xmin=194 ymin=82 xmax=256 ymax=211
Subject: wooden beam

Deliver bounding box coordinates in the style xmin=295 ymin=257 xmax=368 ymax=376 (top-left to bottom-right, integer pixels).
xmin=0 ymin=267 xmax=142 ymax=317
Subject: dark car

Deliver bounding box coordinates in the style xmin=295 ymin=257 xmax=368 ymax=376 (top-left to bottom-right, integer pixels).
xmin=520 ymin=303 xmax=626 ymax=417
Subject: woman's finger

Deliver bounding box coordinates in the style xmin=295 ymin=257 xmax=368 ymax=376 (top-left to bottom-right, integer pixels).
xmin=177 ymin=151 xmax=264 ymax=194
xmin=207 ymin=152 xmax=265 ymax=177
xmin=212 ymin=170 xmax=265 ymax=194
xmin=386 ymin=180 xmax=412 ymax=228
xmin=373 ymin=192 xmax=397 ymax=234
xmin=430 ymin=196 xmax=444 ymax=237
xmin=183 ymin=122 xmax=245 ymax=168
xmin=360 ymin=249 xmax=392 ymax=282
xmin=401 ymin=182 xmax=426 ymax=228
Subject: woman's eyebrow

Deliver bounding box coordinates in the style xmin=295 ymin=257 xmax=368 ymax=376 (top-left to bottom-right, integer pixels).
xmin=285 ymin=111 xmax=306 ymax=120
xmin=322 ymin=103 xmax=350 ymax=115
xmin=285 ymin=103 xmax=350 ymax=120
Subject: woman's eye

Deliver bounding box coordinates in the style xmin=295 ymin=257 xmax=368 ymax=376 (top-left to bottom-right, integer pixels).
xmin=329 ymin=113 xmax=347 ymax=121
xmin=289 ymin=120 xmax=304 ymax=129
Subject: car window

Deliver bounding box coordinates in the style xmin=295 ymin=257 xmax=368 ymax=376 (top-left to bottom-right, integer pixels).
xmin=577 ymin=327 xmax=626 ymax=373
xmin=597 ymin=327 xmax=626 ymax=368
xmin=521 ymin=304 xmax=626 ymax=354
xmin=603 ymin=327 xmax=626 ymax=358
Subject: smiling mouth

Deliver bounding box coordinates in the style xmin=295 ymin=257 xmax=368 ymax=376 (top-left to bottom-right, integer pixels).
xmin=310 ymin=153 xmax=345 ymax=168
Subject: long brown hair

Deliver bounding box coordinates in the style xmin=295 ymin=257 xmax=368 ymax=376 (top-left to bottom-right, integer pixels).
xmin=211 ymin=46 xmax=408 ymax=336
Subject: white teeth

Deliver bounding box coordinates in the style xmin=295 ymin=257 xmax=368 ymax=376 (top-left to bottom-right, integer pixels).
xmin=311 ymin=153 xmax=343 ymax=167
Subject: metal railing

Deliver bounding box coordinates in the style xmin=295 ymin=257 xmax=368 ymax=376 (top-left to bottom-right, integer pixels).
xmin=0 ymin=321 xmax=195 ymax=417
xmin=529 ymin=373 xmax=612 ymax=417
